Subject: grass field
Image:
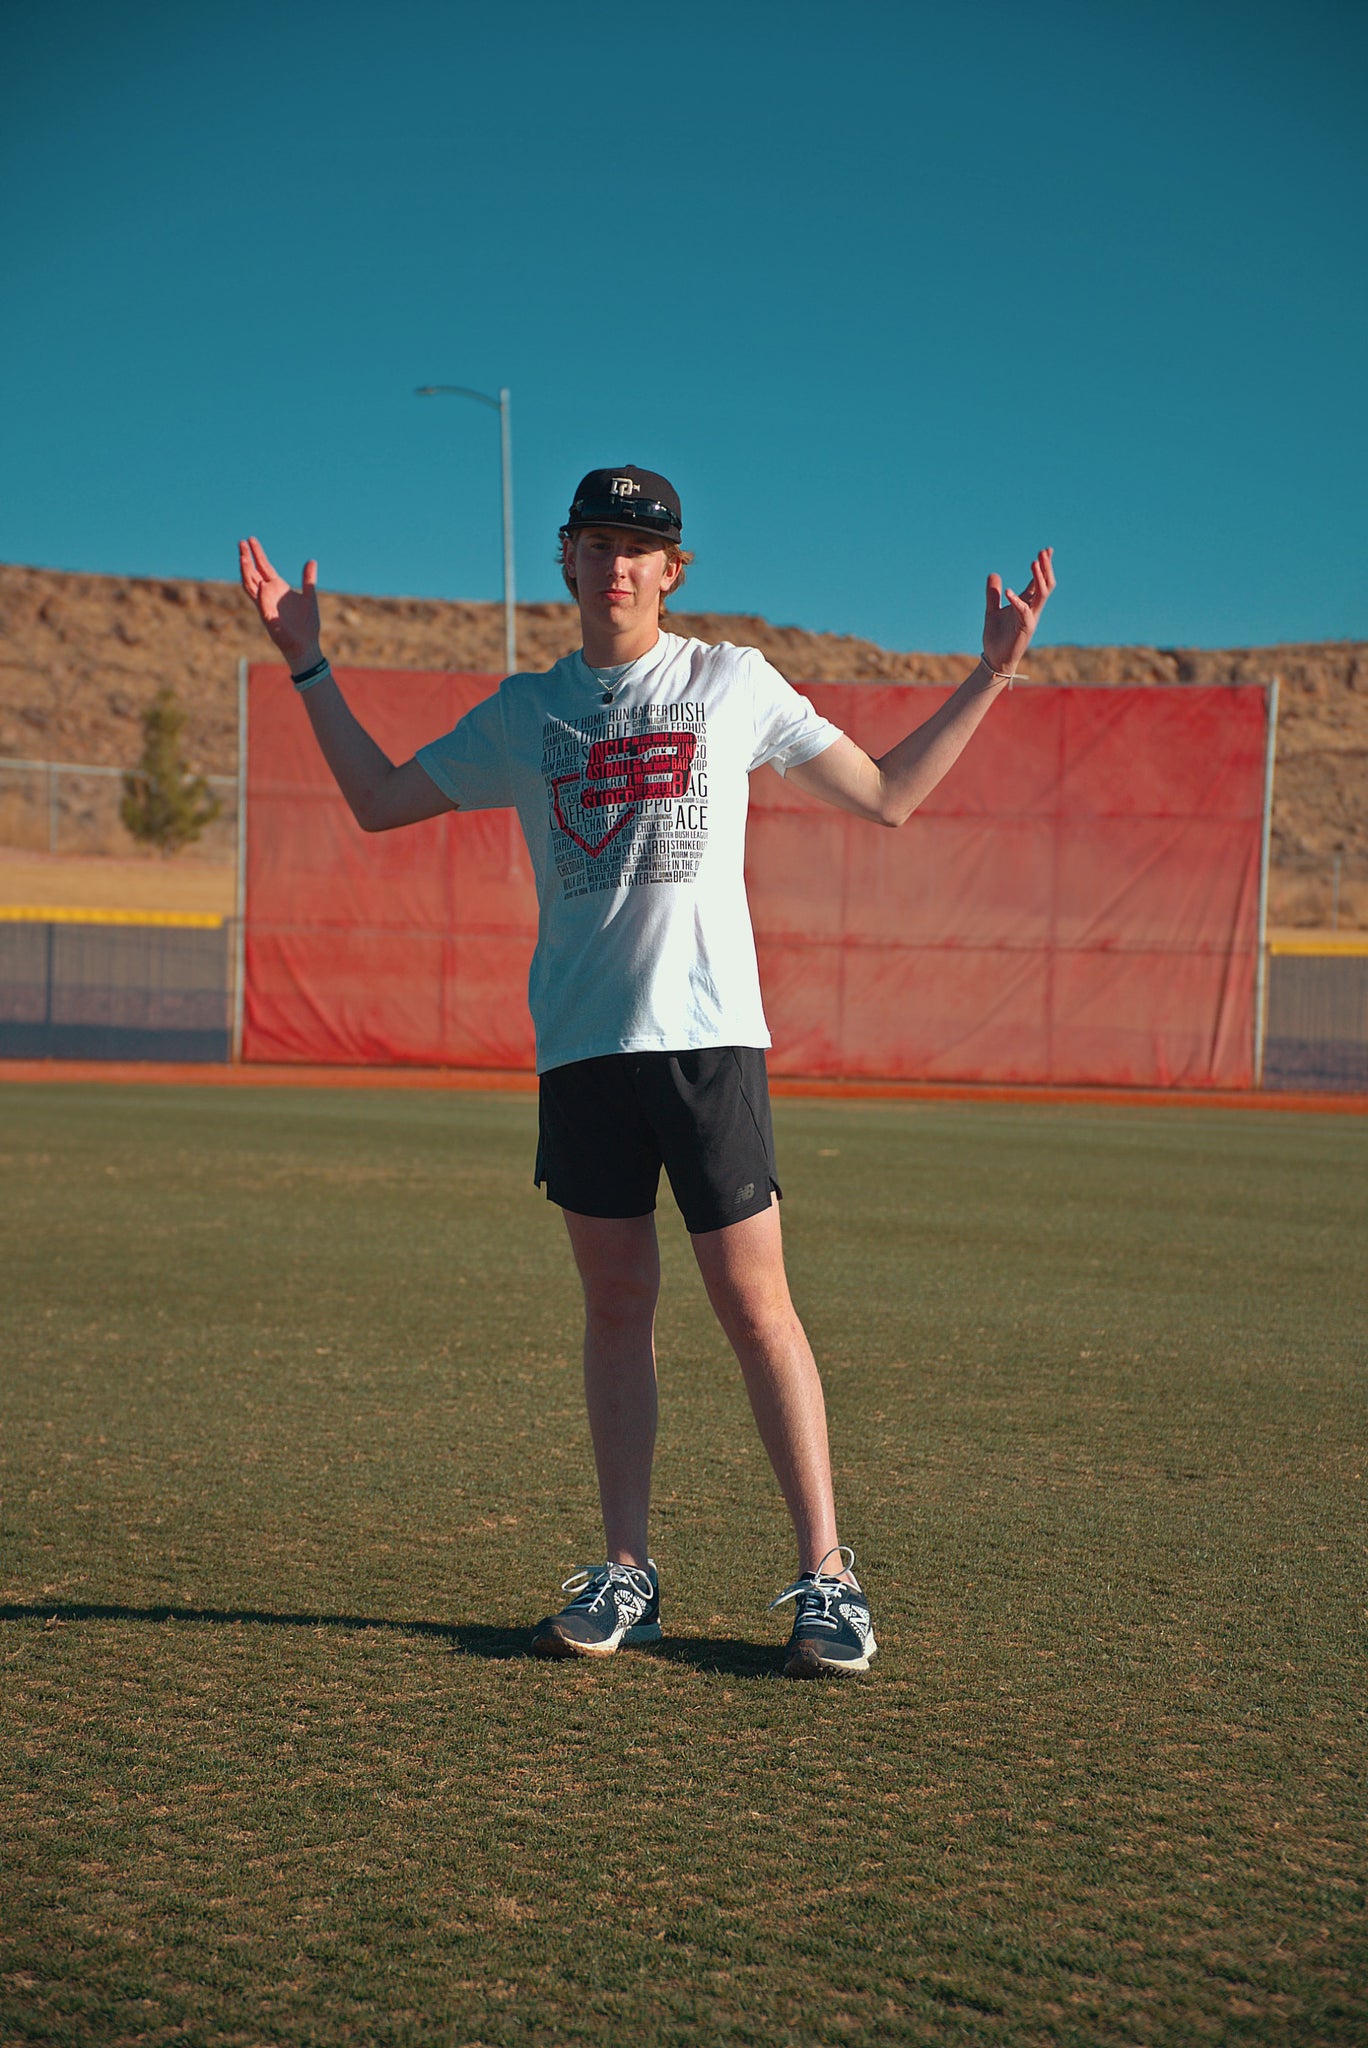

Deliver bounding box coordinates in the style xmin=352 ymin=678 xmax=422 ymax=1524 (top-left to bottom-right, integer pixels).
xmin=2 ymin=1083 xmax=1364 ymax=2046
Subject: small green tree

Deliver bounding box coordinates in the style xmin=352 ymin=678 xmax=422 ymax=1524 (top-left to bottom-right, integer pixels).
xmin=120 ymin=687 xmax=222 ymax=857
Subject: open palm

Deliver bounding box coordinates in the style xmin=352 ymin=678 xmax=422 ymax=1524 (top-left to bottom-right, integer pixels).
xmin=982 ymin=547 xmax=1055 ymax=677
xmin=238 ymin=536 xmax=321 ymax=670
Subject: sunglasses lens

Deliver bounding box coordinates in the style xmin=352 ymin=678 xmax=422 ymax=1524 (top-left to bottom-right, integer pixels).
xmin=570 ymin=498 xmax=679 ymax=536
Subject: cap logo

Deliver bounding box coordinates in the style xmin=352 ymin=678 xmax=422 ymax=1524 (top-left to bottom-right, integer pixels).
xmin=610 ymin=476 xmax=640 ymax=498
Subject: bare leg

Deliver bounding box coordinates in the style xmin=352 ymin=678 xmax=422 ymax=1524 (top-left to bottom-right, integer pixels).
xmin=561 ymin=1210 xmax=660 ymax=1570
xmin=690 ymin=1198 xmax=852 ymax=1581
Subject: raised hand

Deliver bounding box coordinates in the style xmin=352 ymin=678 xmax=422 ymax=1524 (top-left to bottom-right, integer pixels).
xmin=238 ymin=536 xmax=322 ymax=672
xmin=982 ymin=547 xmax=1055 ymax=678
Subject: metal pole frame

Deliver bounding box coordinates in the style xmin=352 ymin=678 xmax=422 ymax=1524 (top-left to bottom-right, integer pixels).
xmin=232 ymin=657 xmax=249 ymax=1062
xmin=415 ymin=383 xmax=517 ymax=676
xmin=0 ymin=754 xmax=233 ymax=790
xmin=1252 ymin=674 xmax=1280 ymax=1089
xmin=499 ymin=387 xmax=516 ymax=675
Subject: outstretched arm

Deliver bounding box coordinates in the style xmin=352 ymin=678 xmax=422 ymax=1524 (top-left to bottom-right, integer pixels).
xmin=786 ymin=548 xmax=1055 ymax=826
xmin=237 ymin=537 xmax=454 ymax=832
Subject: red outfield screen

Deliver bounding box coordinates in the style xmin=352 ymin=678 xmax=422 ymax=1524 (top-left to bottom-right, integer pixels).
xmin=244 ymin=668 xmax=1270 ymax=1088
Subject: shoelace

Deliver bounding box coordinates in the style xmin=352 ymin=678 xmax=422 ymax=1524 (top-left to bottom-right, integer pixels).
xmin=559 ymin=1561 xmax=654 ymax=1615
xmin=768 ymin=1544 xmax=861 ymax=1632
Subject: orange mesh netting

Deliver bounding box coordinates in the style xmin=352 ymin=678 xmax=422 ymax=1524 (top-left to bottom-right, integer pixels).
xmin=244 ymin=668 xmax=1269 ymax=1087
xmin=245 ymin=670 xmax=537 ymax=1071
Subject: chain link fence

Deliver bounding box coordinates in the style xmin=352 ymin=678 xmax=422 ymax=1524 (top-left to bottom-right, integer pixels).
xmin=1263 ymin=946 xmax=1368 ymax=1091
xmin=0 ymin=751 xmax=239 ymax=1060
xmin=0 ymin=757 xmax=237 ymax=861
xmin=0 ymin=915 xmax=233 ymax=1061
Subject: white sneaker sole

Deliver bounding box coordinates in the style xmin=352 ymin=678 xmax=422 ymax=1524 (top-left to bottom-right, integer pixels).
xmin=531 ymin=1618 xmax=663 ymax=1659
xmin=784 ymin=1634 xmax=878 ymax=1678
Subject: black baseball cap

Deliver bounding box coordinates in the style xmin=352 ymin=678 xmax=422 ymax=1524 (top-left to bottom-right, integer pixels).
xmin=561 ymin=466 xmax=682 ymax=544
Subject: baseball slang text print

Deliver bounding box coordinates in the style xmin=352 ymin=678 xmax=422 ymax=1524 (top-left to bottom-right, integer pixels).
xmin=542 ymin=703 xmax=709 ymax=898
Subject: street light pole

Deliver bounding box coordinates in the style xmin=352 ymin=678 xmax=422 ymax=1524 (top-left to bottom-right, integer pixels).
xmin=415 ymin=383 xmax=517 ymax=674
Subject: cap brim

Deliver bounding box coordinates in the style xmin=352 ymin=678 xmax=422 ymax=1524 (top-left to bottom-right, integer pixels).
xmin=563 ymin=496 xmax=680 ymax=541
xmin=564 ymin=517 xmax=680 ymax=537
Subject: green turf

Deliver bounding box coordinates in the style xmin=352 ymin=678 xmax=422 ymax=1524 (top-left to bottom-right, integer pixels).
xmin=2 ymin=1083 xmax=1364 ymax=2046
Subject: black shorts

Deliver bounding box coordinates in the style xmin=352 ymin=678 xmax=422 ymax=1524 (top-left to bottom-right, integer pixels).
xmin=535 ymin=1047 xmax=781 ymax=1235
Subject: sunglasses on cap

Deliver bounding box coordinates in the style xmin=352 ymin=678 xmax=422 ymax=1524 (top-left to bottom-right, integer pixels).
xmin=566 ymin=498 xmax=680 ymax=537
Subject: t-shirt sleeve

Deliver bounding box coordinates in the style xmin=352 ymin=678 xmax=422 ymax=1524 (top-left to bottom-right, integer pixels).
xmin=746 ymin=651 xmax=844 ymax=777
xmin=414 ymin=689 xmax=514 ymax=811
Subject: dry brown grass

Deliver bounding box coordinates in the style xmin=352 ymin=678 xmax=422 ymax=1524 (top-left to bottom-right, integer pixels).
xmin=0 ymin=850 xmax=235 ymax=916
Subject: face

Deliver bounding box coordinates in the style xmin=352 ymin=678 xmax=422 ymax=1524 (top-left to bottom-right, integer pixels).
xmin=565 ymin=526 xmax=682 ymax=630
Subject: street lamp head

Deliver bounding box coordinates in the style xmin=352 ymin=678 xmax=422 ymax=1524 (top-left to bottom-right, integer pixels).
xmin=415 ymin=383 xmax=500 ymax=411
xmin=413 ymin=380 xmax=517 ymax=673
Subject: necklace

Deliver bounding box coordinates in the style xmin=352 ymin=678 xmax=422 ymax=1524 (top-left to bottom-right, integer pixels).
xmin=589 ymin=656 xmax=636 ymax=705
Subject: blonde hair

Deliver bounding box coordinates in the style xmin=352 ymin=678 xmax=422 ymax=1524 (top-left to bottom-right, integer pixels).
xmin=559 ymin=533 xmax=695 ymax=622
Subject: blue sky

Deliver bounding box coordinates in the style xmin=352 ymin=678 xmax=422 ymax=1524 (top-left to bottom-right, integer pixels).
xmin=2 ymin=0 xmax=1364 ymax=654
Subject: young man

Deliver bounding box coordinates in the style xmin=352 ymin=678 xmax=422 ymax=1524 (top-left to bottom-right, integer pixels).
xmin=238 ymin=469 xmax=1053 ymax=1677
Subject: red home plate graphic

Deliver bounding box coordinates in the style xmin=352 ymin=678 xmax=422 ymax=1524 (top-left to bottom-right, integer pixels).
xmin=543 ymin=710 xmax=708 ymax=897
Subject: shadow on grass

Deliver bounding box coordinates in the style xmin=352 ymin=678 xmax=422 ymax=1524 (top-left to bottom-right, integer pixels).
xmin=0 ymin=1599 xmax=523 ymax=1658
xmin=0 ymin=1602 xmax=783 ymax=1676
xmin=644 ymin=1635 xmax=783 ymax=1678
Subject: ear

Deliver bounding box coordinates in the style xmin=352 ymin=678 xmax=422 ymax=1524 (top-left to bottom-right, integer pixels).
xmin=660 ymin=551 xmax=684 ymax=592
xmin=560 ymin=531 xmax=581 ymax=588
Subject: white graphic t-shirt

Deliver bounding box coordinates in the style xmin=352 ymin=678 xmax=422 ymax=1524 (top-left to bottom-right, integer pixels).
xmin=415 ymin=634 xmax=841 ymax=1073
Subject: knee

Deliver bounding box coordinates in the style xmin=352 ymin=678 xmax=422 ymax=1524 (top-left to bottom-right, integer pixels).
xmin=711 ymin=1280 xmax=800 ymax=1354
xmin=580 ymin=1265 xmax=660 ymax=1335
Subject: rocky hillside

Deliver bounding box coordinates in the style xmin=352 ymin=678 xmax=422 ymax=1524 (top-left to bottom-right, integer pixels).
xmin=1 ymin=561 xmax=1363 ymax=924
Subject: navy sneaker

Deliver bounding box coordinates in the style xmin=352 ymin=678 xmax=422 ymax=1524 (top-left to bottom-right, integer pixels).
xmin=531 ymin=1560 xmax=661 ymax=1659
xmin=769 ymin=1546 xmax=877 ymax=1677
